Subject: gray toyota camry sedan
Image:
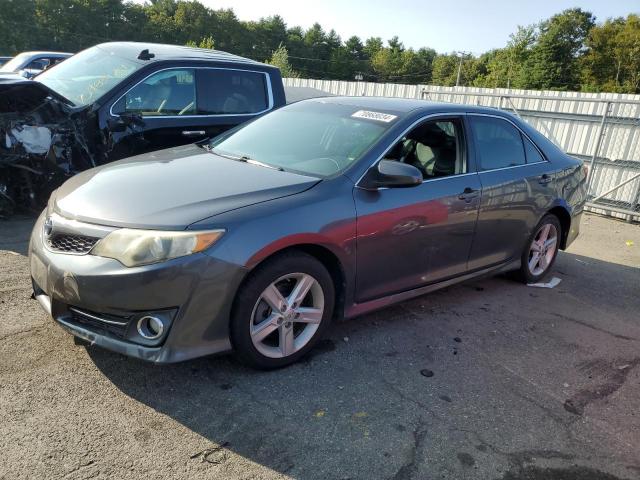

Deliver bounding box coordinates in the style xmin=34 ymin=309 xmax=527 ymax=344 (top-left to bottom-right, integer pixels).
xmin=29 ymin=97 xmax=587 ymax=369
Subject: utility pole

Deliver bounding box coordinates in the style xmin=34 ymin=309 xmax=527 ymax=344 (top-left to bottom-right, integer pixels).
xmin=354 ymin=72 xmax=364 ymax=96
xmin=455 ymin=51 xmax=470 ymax=87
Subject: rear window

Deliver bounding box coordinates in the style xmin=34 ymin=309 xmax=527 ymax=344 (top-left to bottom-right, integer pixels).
xmin=197 ymin=69 xmax=269 ymax=114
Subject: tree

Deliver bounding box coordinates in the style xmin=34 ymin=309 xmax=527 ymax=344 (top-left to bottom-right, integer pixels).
xmin=1 ymin=1 xmax=638 ymax=93
xmin=478 ymin=26 xmax=535 ymax=88
xmin=523 ymin=8 xmax=595 ymax=90
xmin=267 ymin=44 xmax=298 ymax=78
xmin=186 ymin=35 xmax=215 ymax=49
xmin=432 ymin=53 xmax=475 ymax=86
xmin=581 ymin=14 xmax=640 ymax=93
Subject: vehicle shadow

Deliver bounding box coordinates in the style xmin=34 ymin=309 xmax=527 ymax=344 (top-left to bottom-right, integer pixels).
xmin=88 ymin=250 xmax=640 ymax=479
xmin=0 ymin=215 xmax=36 ymax=256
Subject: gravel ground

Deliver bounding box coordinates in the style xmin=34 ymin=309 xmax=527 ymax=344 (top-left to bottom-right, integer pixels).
xmin=0 ymin=213 xmax=639 ymax=480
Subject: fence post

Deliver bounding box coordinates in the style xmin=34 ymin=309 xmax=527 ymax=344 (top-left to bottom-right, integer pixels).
xmin=586 ymin=101 xmax=611 ymax=196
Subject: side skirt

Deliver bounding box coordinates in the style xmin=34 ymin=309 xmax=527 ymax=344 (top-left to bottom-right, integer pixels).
xmin=344 ymin=259 xmax=521 ymax=318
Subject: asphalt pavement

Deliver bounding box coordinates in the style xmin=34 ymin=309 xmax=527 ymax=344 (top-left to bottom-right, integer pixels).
xmin=1 ymin=213 xmax=639 ymax=480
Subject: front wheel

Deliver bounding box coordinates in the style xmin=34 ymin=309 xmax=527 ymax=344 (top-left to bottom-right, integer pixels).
xmin=230 ymin=251 xmax=335 ymax=369
xmin=516 ymin=214 xmax=561 ymax=284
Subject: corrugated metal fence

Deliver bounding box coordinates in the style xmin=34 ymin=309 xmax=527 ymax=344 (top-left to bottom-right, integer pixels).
xmin=285 ymin=78 xmax=640 ymax=221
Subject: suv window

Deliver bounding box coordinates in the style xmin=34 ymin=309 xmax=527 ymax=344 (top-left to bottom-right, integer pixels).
xmin=197 ymin=69 xmax=268 ymax=115
xmin=117 ymin=69 xmax=196 ymax=116
xmin=470 ymin=116 xmax=526 ymax=171
xmin=384 ymin=119 xmax=466 ymax=179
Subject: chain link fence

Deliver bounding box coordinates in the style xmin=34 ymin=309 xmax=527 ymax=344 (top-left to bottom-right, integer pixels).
xmin=285 ymin=79 xmax=640 ymax=222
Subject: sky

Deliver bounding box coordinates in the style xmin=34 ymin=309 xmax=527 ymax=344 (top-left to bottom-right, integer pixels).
xmin=192 ymin=0 xmax=639 ymax=54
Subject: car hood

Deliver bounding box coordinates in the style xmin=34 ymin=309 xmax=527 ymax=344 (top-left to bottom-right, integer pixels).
xmin=0 ymin=75 xmax=73 ymax=110
xmin=53 ymin=144 xmax=321 ymax=229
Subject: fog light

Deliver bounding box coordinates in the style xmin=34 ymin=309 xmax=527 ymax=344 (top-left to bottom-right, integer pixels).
xmin=136 ymin=315 xmax=164 ymax=340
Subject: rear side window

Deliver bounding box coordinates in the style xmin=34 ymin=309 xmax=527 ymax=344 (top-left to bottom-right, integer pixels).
xmin=523 ymin=136 xmax=545 ymax=163
xmin=197 ymin=69 xmax=268 ymax=115
xmin=470 ymin=116 xmax=526 ymax=171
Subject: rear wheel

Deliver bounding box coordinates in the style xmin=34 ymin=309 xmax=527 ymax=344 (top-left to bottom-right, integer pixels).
xmin=516 ymin=214 xmax=561 ymax=284
xmin=230 ymin=251 xmax=335 ymax=369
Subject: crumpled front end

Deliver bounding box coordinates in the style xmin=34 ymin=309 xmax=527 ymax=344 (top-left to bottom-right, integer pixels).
xmin=0 ymin=78 xmax=97 ymax=217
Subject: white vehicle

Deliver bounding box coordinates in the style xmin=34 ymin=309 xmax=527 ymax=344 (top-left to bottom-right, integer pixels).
xmin=0 ymin=51 xmax=72 ymax=78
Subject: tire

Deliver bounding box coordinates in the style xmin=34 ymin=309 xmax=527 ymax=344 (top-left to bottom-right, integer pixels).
xmin=230 ymin=251 xmax=335 ymax=369
xmin=515 ymin=214 xmax=562 ymax=284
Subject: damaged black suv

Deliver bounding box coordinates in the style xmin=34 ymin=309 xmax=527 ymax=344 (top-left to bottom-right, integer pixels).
xmin=0 ymin=42 xmax=286 ymax=214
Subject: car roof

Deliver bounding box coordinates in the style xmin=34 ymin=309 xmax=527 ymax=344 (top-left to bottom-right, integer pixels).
xmin=94 ymin=42 xmax=272 ymax=68
xmin=303 ymin=95 xmax=506 ymax=116
xmin=16 ymin=52 xmax=73 ymax=57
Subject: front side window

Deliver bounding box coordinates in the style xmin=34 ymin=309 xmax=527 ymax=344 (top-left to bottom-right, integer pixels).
xmin=197 ymin=69 xmax=268 ymax=114
xmin=384 ymin=119 xmax=466 ymax=179
xmin=208 ymin=101 xmax=395 ymax=177
xmin=470 ymin=116 xmax=526 ymax=171
xmin=114 ymin=69 xmax=196 ymax=116
xmin=26 ymin=58 xmax=49 ymax=70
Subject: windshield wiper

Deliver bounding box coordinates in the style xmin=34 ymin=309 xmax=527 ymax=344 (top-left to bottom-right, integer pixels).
xmin=204 ymin=146 xmax=284 ymax=171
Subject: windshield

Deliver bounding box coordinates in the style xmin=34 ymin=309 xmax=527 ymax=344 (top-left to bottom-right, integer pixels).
xmin=0 ymin=52 xmax=31 ymax=72
xmin=36 ymin=46 xmax=142 ymax=106
xmin=209 ymin=101 xmax=397 ymax=177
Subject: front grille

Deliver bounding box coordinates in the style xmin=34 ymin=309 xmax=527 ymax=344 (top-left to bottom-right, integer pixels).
xmin=46 ymin=233 xmax=99 ymax=254
xmin=68 ymin=307 xmax=130 ymax=339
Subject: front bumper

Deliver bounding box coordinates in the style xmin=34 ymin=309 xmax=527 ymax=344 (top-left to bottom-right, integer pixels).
xmin=29 ymin=213 xmax=247 ymax=363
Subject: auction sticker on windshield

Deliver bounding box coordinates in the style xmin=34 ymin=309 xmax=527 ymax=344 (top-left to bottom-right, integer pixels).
xmin=351 ymin=110 xmax=398 ymax=123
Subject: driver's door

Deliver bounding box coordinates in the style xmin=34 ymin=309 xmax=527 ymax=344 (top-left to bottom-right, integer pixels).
xmin=108 ymin=68 xmax=205 ymax=158
xmin=354 ymin=116 xmax=481 ymax=302
xmin=106 ymin=67 xmax=274 ymax=162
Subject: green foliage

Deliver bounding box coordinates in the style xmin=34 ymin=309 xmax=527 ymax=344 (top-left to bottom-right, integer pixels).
xmin=0 ymin=1 xmax=638 ymax=92
xmin=523 ymin=8 xmax=595 ymax=90
xmin=267 ymin=44 xmax=298 ymax=78
xmin=581 ymin=14 xmax=640 ymax=93
xmin=186 ymin=35 xmax=215 ymax=49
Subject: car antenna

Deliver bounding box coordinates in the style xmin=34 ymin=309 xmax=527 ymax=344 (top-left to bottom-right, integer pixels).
xmin=137 ymin=49 xmax=155 ymax=61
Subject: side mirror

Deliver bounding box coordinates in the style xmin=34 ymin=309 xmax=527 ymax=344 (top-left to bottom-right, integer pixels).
xmin=359 ymin=160 xmax=423 ymax=190
xmin=107 ymin=112 xmax=144 ymax=132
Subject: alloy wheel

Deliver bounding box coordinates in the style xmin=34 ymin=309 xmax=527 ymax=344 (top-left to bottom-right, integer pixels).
xmin=527 ymin=223 xmax=558 ymax=276
xmin=250 ymin=273 xmax=325 ymax=358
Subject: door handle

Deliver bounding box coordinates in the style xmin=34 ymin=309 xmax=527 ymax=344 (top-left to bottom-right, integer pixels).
xmin=458 ymin=187 xmax=479 ymax=201
xmin=181 ymin=130 xmax=206 ymax=137
xmin=539 ymin=174 xmax=552 ymax=185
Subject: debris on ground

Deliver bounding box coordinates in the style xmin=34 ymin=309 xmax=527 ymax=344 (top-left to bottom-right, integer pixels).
xmin=190 ymin=442 xmax=230 ymax=464
xmin=527 ymin=277 xmax=562 ymax=289
xmin=420 ymin=369 xmax=434 ymax=378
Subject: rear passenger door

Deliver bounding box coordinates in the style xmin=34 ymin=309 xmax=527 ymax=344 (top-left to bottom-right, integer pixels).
xmin=467 ymin=114 xmax=553 ymax=270
xmin=107 ymin=67 xmax=272 ymax=160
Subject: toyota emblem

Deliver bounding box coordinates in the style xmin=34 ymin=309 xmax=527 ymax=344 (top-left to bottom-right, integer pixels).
xmin=43 ymin=216 xmax=53 ymax=236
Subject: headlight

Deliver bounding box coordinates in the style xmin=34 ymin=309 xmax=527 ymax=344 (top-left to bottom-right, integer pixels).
xmin=91 ymin=228 xmax=225 ymax=267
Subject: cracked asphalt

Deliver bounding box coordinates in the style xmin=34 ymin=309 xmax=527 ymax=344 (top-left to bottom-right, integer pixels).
xmin=1 ymin=213 xmax=639 ymax=480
